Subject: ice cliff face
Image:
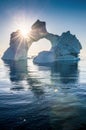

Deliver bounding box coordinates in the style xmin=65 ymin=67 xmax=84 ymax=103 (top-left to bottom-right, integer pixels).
xmin=2 ymin=20 xmax=47 ymax=60
xmin=33 ymin=21 xmax=82 ymax=64
xmin=46 ymin=31 xmax=82 ymax=56
xmin=33 ymin=31 xmax=82 ymax=64
xmin=2 ymin=20 xmax=82 ymax=62
xmin=2 ymin=30 xmax=30 ymax=60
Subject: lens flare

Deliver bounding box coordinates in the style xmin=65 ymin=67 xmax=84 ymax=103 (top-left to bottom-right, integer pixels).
xmin=15 ymin=21 xmax=31 ymax=38
xmin=20 ymin=28 xmax=29 ymax=38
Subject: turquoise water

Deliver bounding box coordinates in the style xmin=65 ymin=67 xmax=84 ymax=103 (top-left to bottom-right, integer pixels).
xmin=0 ymin=58 xmax=86 ymax=130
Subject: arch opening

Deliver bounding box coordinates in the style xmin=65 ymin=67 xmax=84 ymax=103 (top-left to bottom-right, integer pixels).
xmin=28 ymin=38 xmax=51 ymax=57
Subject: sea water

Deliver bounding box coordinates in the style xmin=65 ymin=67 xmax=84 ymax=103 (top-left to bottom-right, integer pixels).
xmin=0 ymin=58 xmax=86 ymax=130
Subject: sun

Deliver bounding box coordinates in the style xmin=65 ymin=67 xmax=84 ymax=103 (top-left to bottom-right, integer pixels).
xmin=16 ymin=22 xmax=31 ymax=38
xmin=20 ymin=27 xmax=29 ymax=38
xmin=13 ymin=15 xmax=33 ymax=38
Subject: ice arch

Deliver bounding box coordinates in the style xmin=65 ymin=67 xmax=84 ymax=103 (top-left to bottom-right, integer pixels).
xmin=2 ymin=20 xmax=82 ymax=62
xmin=33 ymin=31 xmax=82 ymax=64
xmin=28 ymin=38 xmax=51 ymax=57
xmin=2 ymin=20 xmax=47 ymax=60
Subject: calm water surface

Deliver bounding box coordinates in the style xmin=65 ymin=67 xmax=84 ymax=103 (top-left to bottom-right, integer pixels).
xmin=0 ymin=58 xmax=86 ymax=130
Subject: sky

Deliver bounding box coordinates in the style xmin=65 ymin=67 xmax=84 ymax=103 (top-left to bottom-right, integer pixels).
xmin=0 ymin=0 xmax=86 ymax=56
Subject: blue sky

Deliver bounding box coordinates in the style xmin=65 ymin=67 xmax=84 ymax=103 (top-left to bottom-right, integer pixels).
xmin=0 ymin=0 xmax=86 ymax=56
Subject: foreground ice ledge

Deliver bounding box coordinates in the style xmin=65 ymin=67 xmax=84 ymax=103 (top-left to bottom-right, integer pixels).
xmin=2 ymin=20 xmax=82 ymax=63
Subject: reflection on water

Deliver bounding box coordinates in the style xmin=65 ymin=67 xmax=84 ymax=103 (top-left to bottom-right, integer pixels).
xmin=4 ymin=60 xmax=28 ymax=82
xmin=0 ymin=59 xmax=86 ymax=130
xmin=4 ymin=60 xmax=79 ymax=93
xmin=37 ymin=61 xmax=79 ymax=84
xmin=4 ymin=60 xmax=44 ymax=97
xmin=51 ymin=61 xmax=78 ymax=83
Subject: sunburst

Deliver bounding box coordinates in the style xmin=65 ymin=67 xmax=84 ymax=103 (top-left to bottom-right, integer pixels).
xmin=19 ymin=26 xmax=29 ymax=38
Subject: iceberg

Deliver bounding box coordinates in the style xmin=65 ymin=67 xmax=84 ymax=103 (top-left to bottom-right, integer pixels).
xmin=2 ymin=30 xmax=30 ymax=60
xmin=2 ymin=20 xmax=82 ymax=63
xmin=33 ymin=21 xmax=82 ymax=64
xmin=2 ymin=20 xmax=47 ymax=60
